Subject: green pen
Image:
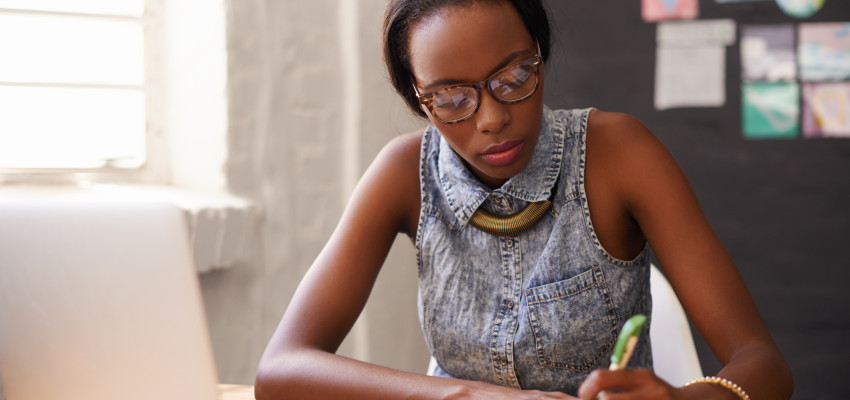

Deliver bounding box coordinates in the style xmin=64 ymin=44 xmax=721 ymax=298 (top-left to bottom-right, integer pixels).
xmin=596 ymin=315 xmax=647 ymax=399
xmin=609 ymin=314 xmax=647 ymax=371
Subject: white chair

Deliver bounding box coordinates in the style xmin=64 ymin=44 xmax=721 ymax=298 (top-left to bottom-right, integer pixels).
xmin=649 ymin=263 xmax=703 ymax=386
xmin=426 ymin=264 xmax=703 ymax=386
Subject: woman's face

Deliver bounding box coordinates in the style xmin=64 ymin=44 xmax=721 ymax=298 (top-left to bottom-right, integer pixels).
xmin=408 ymin=1 xmax=545 ymax=189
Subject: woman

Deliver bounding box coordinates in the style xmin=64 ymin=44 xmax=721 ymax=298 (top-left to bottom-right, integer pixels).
xmin=255 ymin=0 xmax=793 ymax=398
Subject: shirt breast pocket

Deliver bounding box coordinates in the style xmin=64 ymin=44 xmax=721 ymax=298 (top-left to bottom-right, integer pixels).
xmin=525 ymin=265 xmax=618 ymax=372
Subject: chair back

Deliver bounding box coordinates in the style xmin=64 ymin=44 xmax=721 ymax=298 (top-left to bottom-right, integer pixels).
xmin=649 ymin=263 xmax=703 ymax=385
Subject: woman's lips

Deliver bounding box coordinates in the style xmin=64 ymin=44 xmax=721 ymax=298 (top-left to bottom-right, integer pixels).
xmin=480 ymin=140 xmax=525 ymax=166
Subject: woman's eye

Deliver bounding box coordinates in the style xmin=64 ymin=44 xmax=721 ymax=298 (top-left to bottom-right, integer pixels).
xmin=500 ymin=67 xmax=532 ymax=87
xmin=433 ymin=91 xmax=470 ymax=110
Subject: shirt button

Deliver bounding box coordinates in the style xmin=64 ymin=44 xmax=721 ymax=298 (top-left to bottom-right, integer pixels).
xmin=507 ymin=301 xmax=515 ymax=309
xmin=500 ymin=359 xmax=508 ymax=366
xmin=505 ymin=239 xmax=513 ymax=248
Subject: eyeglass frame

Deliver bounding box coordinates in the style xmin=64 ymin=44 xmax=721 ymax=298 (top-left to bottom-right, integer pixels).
xmin=413 ymin=43 xmax=543 ymax=124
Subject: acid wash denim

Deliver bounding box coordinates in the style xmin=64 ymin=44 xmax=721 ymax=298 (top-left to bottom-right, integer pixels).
xmin=415 ymin=106 xmax=652 ymax=395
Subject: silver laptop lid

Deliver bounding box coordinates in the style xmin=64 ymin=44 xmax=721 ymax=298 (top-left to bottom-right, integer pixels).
xmin=0 ymin=199 xmax=218 ymax=400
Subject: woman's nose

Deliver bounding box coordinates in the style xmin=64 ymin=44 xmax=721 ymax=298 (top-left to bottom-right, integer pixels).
xmin=475 ymin=89 xmax=511 ymax=134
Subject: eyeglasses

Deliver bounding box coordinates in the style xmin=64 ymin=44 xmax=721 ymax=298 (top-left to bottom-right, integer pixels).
xmin=414 ymin=49 xmax=542 ymax=124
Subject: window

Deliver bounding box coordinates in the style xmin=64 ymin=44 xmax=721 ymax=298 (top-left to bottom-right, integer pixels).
xmin=0 ymin=1 xmax=146 ymax=170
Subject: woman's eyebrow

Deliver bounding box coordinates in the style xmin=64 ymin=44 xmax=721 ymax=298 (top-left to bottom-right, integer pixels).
xmin=421 ymin=48 xmax=534 ymax=90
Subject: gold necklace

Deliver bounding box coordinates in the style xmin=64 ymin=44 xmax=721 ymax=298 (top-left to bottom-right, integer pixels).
xmin=468 ymin=200 xmax=552 ymax=236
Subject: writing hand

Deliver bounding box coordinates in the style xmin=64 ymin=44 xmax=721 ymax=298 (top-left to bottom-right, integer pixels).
xmin=460 ymin=380 xmax=580 ymax=400
xmin=577 ymin=369 xmax=682 ymax=400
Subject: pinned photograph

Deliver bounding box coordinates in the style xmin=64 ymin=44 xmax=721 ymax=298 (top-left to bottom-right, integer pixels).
xmin=742 ymin=82 xmax=800 ymax=139
xmin=642 ymin=0 xmax=699 ymax=22
xmin=741 ymin=24 xmax=796 ymax=82
xmin=802 ymin=82 xmax=850 ymax=138
xmin=799 ymin=22 xmax=850 ymax=82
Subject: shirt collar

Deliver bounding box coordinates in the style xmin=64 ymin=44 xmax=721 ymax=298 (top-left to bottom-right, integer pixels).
xmin=436 ymin=105 xmax=566 ymax=227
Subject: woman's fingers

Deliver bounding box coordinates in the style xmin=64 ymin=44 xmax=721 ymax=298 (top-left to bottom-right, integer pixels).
xmin=463 ymin=380 xmax=578 ymax=399
xmin=577 ymin=369 xmax=676 ymax=400
xmin=578 ymin=369 xmax=652 ymax=396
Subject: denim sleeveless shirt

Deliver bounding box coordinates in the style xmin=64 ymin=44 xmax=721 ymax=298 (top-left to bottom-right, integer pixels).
xmin=415 ymin=106 xmax=653 ymax=394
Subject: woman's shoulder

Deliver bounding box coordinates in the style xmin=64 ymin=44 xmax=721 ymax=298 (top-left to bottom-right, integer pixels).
xmin=584 ymin=109 xmax=686 ymax=208
xmin=586 ymin=110 xmax=653 ymax=145
xmin=367 ymin=128 xmax=425 ymax=236
xmin=379 ymin=128 xmax=425 ymax=168
xmin=584 ymin=109 xmax=669 ymax=164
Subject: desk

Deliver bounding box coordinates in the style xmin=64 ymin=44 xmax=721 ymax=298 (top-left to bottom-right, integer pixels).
xmin=218 ymin=384 xmax=254 ymax=400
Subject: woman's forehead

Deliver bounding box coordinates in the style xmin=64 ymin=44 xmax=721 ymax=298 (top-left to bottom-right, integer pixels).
xmin=407 ymin=2 xmax=534 ymax=85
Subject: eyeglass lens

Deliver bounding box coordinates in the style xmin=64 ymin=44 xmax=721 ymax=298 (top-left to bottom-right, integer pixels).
xmin=428 ymin=59 xmax=538 ymax=123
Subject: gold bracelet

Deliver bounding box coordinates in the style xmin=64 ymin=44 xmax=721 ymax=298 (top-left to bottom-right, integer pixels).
xmin=685 ymin=376 xmax=750 ymax=400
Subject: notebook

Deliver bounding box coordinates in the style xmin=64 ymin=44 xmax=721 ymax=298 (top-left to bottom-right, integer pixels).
xmin=0 ymin=198 xmax=219 ymax=400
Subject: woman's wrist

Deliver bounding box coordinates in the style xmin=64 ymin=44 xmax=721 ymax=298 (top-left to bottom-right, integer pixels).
xmin=686 ymin=376 xmax=750 ymax=400
xmin=679 ymin=376 xmax=747 ymax=400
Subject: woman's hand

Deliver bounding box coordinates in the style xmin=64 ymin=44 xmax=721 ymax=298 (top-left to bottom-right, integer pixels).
xmin=576 ymin=369 xmax=683 ymax=400
xmin=460 ymin=380 xmax=579 ymax=400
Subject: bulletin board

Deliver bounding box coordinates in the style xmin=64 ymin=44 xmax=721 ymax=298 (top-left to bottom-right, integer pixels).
xmin=543 ymin=1 xmax=850 ymax=398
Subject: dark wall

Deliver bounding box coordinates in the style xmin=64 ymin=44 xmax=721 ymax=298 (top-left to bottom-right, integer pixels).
xmin=543 ymin=2 xmax=850 ymax=399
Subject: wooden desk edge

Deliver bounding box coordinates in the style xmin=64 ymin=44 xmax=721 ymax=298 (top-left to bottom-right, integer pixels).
xmin=218 ymin=384 xmax=255 ymax=400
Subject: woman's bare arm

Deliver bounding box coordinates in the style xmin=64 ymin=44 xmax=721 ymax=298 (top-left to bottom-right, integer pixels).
xmin=580 ymin=111 xmax=793 ymax=399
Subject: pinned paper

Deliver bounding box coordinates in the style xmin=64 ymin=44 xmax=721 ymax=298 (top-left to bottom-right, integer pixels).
xmin=776 ymin=0 xmax=826 ymax=19
xmin=802 ymin=82 xmax=850 ymax=138
xmin=742 ymin=82 xmax=800 ymax=139
xmin=657 ymin=19 xmax=737 ymax=46
xmin=799 ymin=23 xmax=850 ymax=82
xmin=642 ymin=0 xmax=699 ymax=23
xmin=654 ymin=20 xmax=736 ymax=110
xmin=655 ymin=47 xmax=726 ymax=110
xmin=741 ymin=25 xmax=796 ymax=81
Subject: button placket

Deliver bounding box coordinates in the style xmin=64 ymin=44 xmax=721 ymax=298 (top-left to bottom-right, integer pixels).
xmin=491 ymin=235 xmax=521 ymax=387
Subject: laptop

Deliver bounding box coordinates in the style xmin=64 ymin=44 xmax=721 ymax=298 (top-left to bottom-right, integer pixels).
xmin=0 ymin=198 xmax=219 ymax=400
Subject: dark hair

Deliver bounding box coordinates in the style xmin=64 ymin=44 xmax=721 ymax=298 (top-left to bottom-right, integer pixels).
xmin=383 ymin=0 xmax=551 ymax=118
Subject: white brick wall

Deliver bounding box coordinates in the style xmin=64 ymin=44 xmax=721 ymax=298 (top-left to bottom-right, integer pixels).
xmin=202 ymin=0 xmax=429 ymax=384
